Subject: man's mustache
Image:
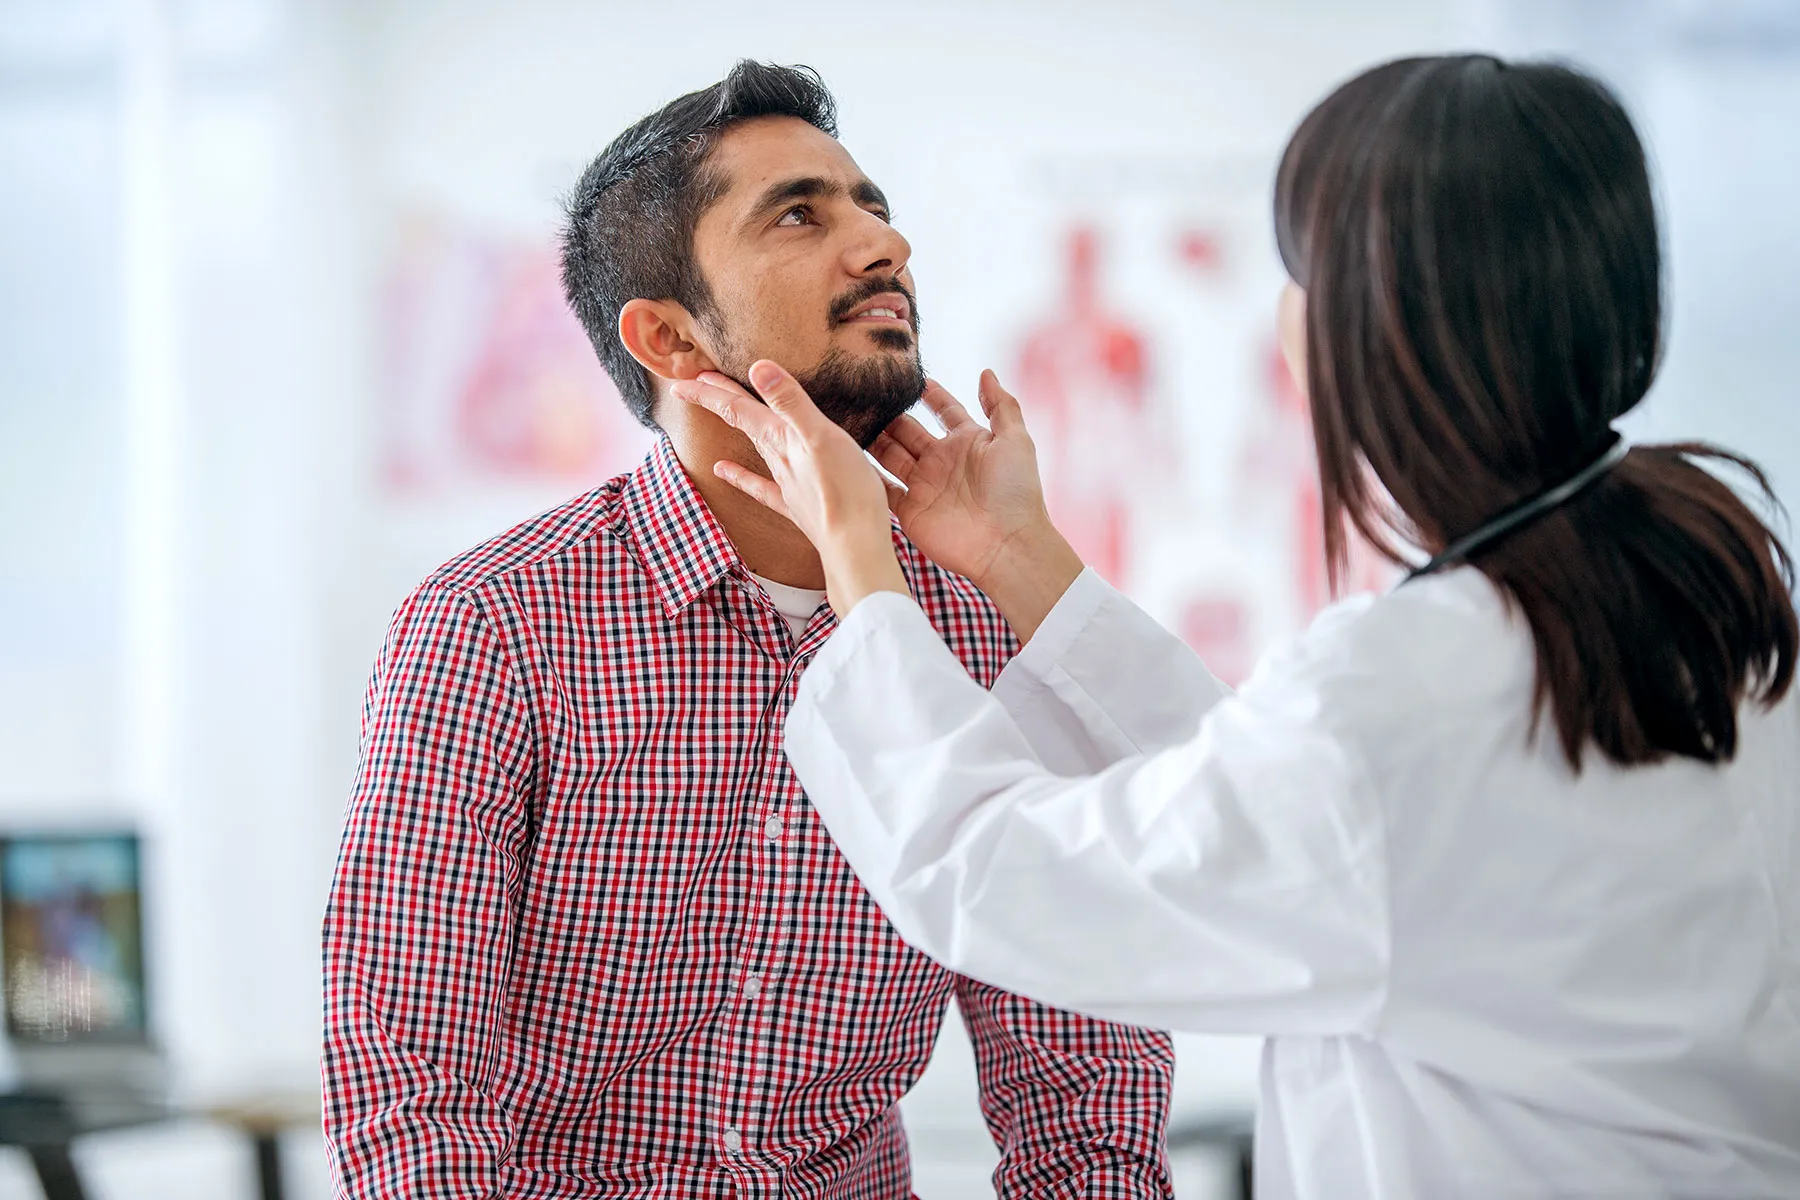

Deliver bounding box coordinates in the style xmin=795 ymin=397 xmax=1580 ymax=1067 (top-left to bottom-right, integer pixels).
xmin=829 ymin=276 xmax=919 ymax=332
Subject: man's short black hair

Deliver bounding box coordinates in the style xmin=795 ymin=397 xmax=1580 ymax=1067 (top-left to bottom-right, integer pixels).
xmin=560 ymin=61 xmax=839 ymax=429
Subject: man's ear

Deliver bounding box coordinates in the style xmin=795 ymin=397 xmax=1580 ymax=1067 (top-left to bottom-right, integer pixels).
xmin=618 ymin=298 xmax=720 ymax=383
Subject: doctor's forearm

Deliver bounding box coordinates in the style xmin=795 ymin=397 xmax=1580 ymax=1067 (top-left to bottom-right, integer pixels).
xmin=973 ymin=521 xmax=1086 ymax=643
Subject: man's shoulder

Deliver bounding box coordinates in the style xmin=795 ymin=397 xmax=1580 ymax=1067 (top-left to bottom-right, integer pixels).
xmin=418 ymin=474 xmax=633 ymax=603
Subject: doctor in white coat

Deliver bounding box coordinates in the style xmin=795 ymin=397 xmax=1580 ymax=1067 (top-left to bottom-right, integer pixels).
xmin=674 ymin=55 xmax=1800 ymax=1198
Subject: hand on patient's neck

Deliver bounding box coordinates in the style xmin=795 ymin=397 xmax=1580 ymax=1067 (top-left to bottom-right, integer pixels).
xmin=661 ymin=396 xmax=830 ymax=591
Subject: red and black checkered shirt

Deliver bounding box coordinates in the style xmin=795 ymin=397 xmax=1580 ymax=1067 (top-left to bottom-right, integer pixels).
xmin=322 ymin=438 xmax=1176 ymax=1199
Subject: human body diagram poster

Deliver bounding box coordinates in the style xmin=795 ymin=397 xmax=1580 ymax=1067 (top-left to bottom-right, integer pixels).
xmin=1003 ymin=156 xmax=1393 ymax=684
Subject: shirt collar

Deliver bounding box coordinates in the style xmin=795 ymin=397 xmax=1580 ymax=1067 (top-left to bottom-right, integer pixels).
xmin=618 ymin=437 xmax=746 ymax=619
xmin=618 ymin=435 xmax=926 ymax=625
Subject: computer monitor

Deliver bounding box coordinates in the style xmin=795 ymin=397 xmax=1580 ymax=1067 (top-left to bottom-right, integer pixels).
xmin=0 ymin=832 xmax=149 ymax=1047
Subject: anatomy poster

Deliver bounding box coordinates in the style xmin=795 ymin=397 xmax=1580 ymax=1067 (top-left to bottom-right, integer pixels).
xmin=380 ymin=212 xmax=654 ymax=495
xmin=1003 ymin=156 xmax=1395 ymax=684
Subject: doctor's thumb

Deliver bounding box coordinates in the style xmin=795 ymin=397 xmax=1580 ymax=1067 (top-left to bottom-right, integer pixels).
xmin=749 ymin=360 xmax=814 ymax=425
xmin=978 ymin=370 xmax=1031 ymax=440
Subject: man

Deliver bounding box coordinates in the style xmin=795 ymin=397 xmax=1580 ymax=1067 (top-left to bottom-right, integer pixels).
xmin=322 ymin=61 xmax=1176 ymax=1198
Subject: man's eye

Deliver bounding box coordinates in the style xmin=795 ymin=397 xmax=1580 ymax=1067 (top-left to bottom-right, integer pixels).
xmin=776 ymin=205 xmax=813 ymax=227
xmin=870 ymin=209 xmax=892 ymax=224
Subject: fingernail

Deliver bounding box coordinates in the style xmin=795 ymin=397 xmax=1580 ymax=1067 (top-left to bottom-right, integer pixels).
xmin=671 ymin=381 xmax=695 ymax=399
xmin=749 ymin=361 xmax=782 ymax=391
xmin=697 ymin=371 xmax=729 ymax=387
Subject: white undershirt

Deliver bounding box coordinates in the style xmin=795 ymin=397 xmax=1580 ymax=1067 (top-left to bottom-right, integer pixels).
xmin=749 ymin=572 xmax=827 ymax=643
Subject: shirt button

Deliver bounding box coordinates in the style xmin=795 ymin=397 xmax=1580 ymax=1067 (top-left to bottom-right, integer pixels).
xmin=763 ymin=815 xmax=785 ymax=841
xmin=723 ymin=1128 xmax=744 ymax=1153
xmin=741 ymin=974 xmax=763 ymax=999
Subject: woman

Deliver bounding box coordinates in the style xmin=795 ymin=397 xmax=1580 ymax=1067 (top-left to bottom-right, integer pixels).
xmin=674 ymin=56 xmax=1799 ymax=1197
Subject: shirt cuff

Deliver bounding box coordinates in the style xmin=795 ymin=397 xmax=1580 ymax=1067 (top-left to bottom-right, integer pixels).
xmin=994 ymin=567 xmax=1115 ymax=694
xmin=809 ymin=589 xmax=937 ymax=693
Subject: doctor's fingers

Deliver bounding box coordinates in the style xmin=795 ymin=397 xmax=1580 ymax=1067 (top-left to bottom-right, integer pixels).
xmin=883 ymin=479 xmax=909 ymax=515
xmin=677 ymin=376 xmax=791 ymax=454
xmin=743 ymin=359 xmax=843 ymax=447
xmin=712 ymin=459 xmax=793 ymax=521
xmin=884 ymin=412 xmax=940 ymax=458
xmin=978 ymin=370 xmax=1032 ymax=440
xmin=919 ymin=379 xmax=976 ymax=431
xmin=871 ymin=431 xmax=918 ymax=482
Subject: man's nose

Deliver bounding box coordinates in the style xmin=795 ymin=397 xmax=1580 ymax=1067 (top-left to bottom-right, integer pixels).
xmin=845 ymin=211 xmax=911 ymax=277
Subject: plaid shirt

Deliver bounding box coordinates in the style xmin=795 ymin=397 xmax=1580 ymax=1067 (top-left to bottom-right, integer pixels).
xmin=322 ymin=438 xmax=1176 ymax=1199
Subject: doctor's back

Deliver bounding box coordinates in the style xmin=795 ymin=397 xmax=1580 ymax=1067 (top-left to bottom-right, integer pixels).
xmin=1255 ymin=561 xmax=1800 ymax=1196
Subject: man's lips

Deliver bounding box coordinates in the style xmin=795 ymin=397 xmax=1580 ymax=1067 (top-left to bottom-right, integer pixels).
xmin=839 ymin=292 xmax=913 ymax=328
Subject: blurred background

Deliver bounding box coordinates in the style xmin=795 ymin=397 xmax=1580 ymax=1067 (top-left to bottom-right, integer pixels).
xmin=0 ymin=0 xmax=1795 ymax=1195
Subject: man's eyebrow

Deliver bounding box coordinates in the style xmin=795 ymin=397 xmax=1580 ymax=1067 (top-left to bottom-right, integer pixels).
xmin=744 ymin=176 xmax=841 ymax=226
xmin=852 ymin=180 xmax=890 ymax=212
xmin=739 ymin=176 xmax=893 ymax=229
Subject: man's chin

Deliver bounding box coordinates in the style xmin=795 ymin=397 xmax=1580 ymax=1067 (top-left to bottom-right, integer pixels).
xmin=834 ymin=393 xmax=921 ymax=449
xmin=796 ymin=347 xmax=926 ymax=449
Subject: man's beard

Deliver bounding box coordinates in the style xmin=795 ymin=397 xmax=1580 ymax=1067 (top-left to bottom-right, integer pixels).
xmin=712 ymin=278 xmax=925 ymax=448
xmin=788 ymin=347 xmax=926 ymax=448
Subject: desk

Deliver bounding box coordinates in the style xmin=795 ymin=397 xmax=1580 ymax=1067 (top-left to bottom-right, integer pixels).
xmin=0 ymin=1090 xmax=317 ymax=1200
xmin=0 ymin=1092 xmax=167 ymax=1200
xmin=202 ymin=1095 xmax=320 ymax=1200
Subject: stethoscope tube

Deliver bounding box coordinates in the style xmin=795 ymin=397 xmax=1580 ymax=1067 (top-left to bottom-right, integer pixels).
xmin=1405 ymin=437 xmax=1631 ymax=583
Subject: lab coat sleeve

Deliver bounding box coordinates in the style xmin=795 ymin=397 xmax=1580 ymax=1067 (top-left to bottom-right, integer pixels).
xmin=990 ymin=568 xmax=1233 ymax=773
xmin=788 ymin=592 xmax=1390 ymax=1037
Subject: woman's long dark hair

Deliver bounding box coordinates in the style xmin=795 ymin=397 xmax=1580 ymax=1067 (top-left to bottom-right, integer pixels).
xmin=1274 ymin=55 xmax=1796 ymax=770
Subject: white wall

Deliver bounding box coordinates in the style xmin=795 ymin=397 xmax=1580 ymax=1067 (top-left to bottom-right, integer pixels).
xmin=0 ymin=0 xmax=368 ymax=1191
xmin=0 ymin=0 xmax=128 ymax=824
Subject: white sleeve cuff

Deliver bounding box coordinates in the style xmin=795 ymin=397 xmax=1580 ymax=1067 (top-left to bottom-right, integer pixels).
xmin=995 ymin=568 xmax=1115 ymax=692
xmin=805 ymin=588 xmax=941 ymax=698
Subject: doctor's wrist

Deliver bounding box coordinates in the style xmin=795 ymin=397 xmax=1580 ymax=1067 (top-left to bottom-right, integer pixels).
xmin=822 ymin=536 xmax=910 ymax=620
xmin=973 ymin=522 xmax=1085 ymax=644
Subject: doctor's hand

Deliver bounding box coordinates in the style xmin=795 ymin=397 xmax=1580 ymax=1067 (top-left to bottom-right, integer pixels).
xmin=874 ymin=372 xmax=1085 ymax=642
xmin=674 ymin=361 xmax=909 ymax=618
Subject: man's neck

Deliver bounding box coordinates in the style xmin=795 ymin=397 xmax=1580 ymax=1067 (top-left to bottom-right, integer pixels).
xmin=661 ymin=403 xmax=829 ymax=591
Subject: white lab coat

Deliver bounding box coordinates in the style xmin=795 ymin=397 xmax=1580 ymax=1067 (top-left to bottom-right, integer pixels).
xmin=785 ymin=567 xmax=1800 ymax=1198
